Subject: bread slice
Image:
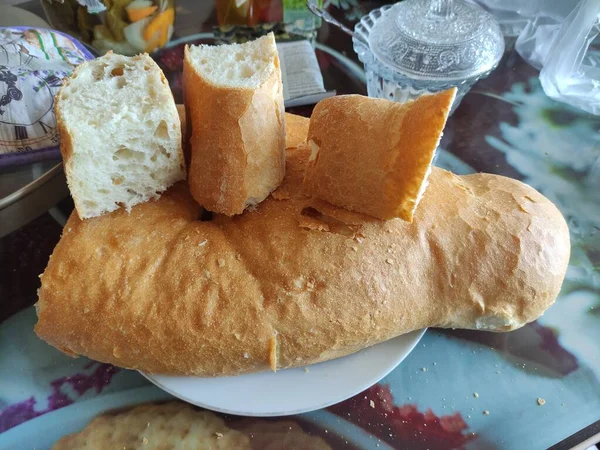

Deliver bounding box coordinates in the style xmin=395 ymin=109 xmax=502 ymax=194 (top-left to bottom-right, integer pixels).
xmin=52 ymin=403 xmax=251 ymax=450
xmin=303 ymin=90 xmax=456 ymax=221
xmin=183 ymin=33 xmax=285 ymax=216
xmin=56 ymin=52 xmax=185 ymax=219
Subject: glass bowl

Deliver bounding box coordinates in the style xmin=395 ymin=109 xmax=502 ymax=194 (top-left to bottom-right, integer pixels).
xmin=353 ymin=0 xmax=505 ymax=112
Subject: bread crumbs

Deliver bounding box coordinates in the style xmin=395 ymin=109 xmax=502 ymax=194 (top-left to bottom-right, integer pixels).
xmin=386 ymin=258 xmax=393 ymax=264
xmin=473 ymin=392 xmax=479 ymax=398
xmin=483 ymin=410 xmax=490 ymax=415
xmin=369 ymin=400 xmax=375 ymax=408
xmin=215 ymin=432 xmax=223 ymax=439
xmin=537 ymin=398 xmax=545 ymax=406
xmin=199 ymin=240 xmax=207 ymax=246
xmin=142 ymin=437 xmax=148 ymax=445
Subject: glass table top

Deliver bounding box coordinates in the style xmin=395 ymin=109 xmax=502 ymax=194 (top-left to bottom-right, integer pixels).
xmin=0 ymin=2 xmax=598 ymax=449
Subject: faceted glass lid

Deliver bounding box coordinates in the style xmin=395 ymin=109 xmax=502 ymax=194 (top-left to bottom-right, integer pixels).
xmin=368 ymin=0 xmax=505 ymax=81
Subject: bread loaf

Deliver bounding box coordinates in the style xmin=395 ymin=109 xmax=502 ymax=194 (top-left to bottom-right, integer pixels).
xmin=304 ymin=91 xmax=456 ymax=221
xmin=56 ymin=52 xmax=185 ymax=219
xmin=183 ymin=33 xmax=285 ymax=216
xmin=35 ymin=114 xmax=570 ymax=377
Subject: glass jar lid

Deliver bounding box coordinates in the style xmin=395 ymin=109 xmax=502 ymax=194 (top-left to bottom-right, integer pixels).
xmin=363 ymin=0 xmax=505 ymax=81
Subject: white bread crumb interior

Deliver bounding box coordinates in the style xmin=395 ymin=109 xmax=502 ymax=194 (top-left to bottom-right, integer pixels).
xmin=58 ymin=52 xmax=185 ymax=219
xmin=186 ymin=34 xmax=277 ymax=89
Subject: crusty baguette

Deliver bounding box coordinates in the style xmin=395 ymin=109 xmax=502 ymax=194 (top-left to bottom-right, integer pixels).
xmin=56 ymin=52 xmax=185 ymax=219
xmin=304 ymin=91 xmax=456 ymax=221
xmin=183 ymin=33 xmax=285 ymax=216
xmin=52 ymin=403 xmax=251 ymax=450
xmin=34 ymin=114 xmax=570 ymax=377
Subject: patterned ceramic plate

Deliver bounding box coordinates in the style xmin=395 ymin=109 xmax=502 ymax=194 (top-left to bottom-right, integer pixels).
xmin=0 ymin=385 xmax=398 ymax=450
xmin=0 ymin=387 xmax=171 ymax=450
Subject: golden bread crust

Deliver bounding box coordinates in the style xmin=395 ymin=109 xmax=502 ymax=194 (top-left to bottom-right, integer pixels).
xmin=35 ymin=114 xmax=570 ymax=376
xmin=183 ymin=43 xmax=285 ymax=216
xmin=303 ymin=90 xmax=455 ymax=221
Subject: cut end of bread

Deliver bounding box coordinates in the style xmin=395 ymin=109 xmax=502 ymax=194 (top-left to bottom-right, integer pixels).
xmin=57 ymin=53 xmax=185 ymax=219
xmin=186 ymin=33 xmax=278 ymax=89
xmin=407 ymin=162 xmax=434 ymax=220
xmin=404 ymin=88 xmax=456 ymax=221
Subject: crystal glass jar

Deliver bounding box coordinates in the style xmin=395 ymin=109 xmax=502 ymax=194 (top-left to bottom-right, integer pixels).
xmin=353 ymin=0 xmax=505 ymax=112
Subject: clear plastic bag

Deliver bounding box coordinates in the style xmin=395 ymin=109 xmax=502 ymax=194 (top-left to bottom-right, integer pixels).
xmin=538 ymin=0 xmax=600 ymax=115
xmin=473 ymin=0 xmax=600 ymax=115
xmin=472 ymin=0 xmax=576 ymax=39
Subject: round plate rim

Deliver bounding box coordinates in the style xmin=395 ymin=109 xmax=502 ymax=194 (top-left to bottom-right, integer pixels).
xmin=141 ymin=328 xmax=427 ymax=417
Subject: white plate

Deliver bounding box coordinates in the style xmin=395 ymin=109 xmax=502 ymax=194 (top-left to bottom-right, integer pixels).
xmin=142 ymin=329 xmax=426 ymax=417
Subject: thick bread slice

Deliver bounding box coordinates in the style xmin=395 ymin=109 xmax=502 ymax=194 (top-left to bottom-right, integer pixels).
xmin=35 ymin=114 xmax=570 ymax=377
xmin=56 ymin=52 xmax=185 ymax=219
xmin=52 ymin=403 xmax=251 ymax=450
xmin=303 ymin=91 xmax=456 ymax=221
xmin=183 ymin=33 xmax=285 ymax=216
